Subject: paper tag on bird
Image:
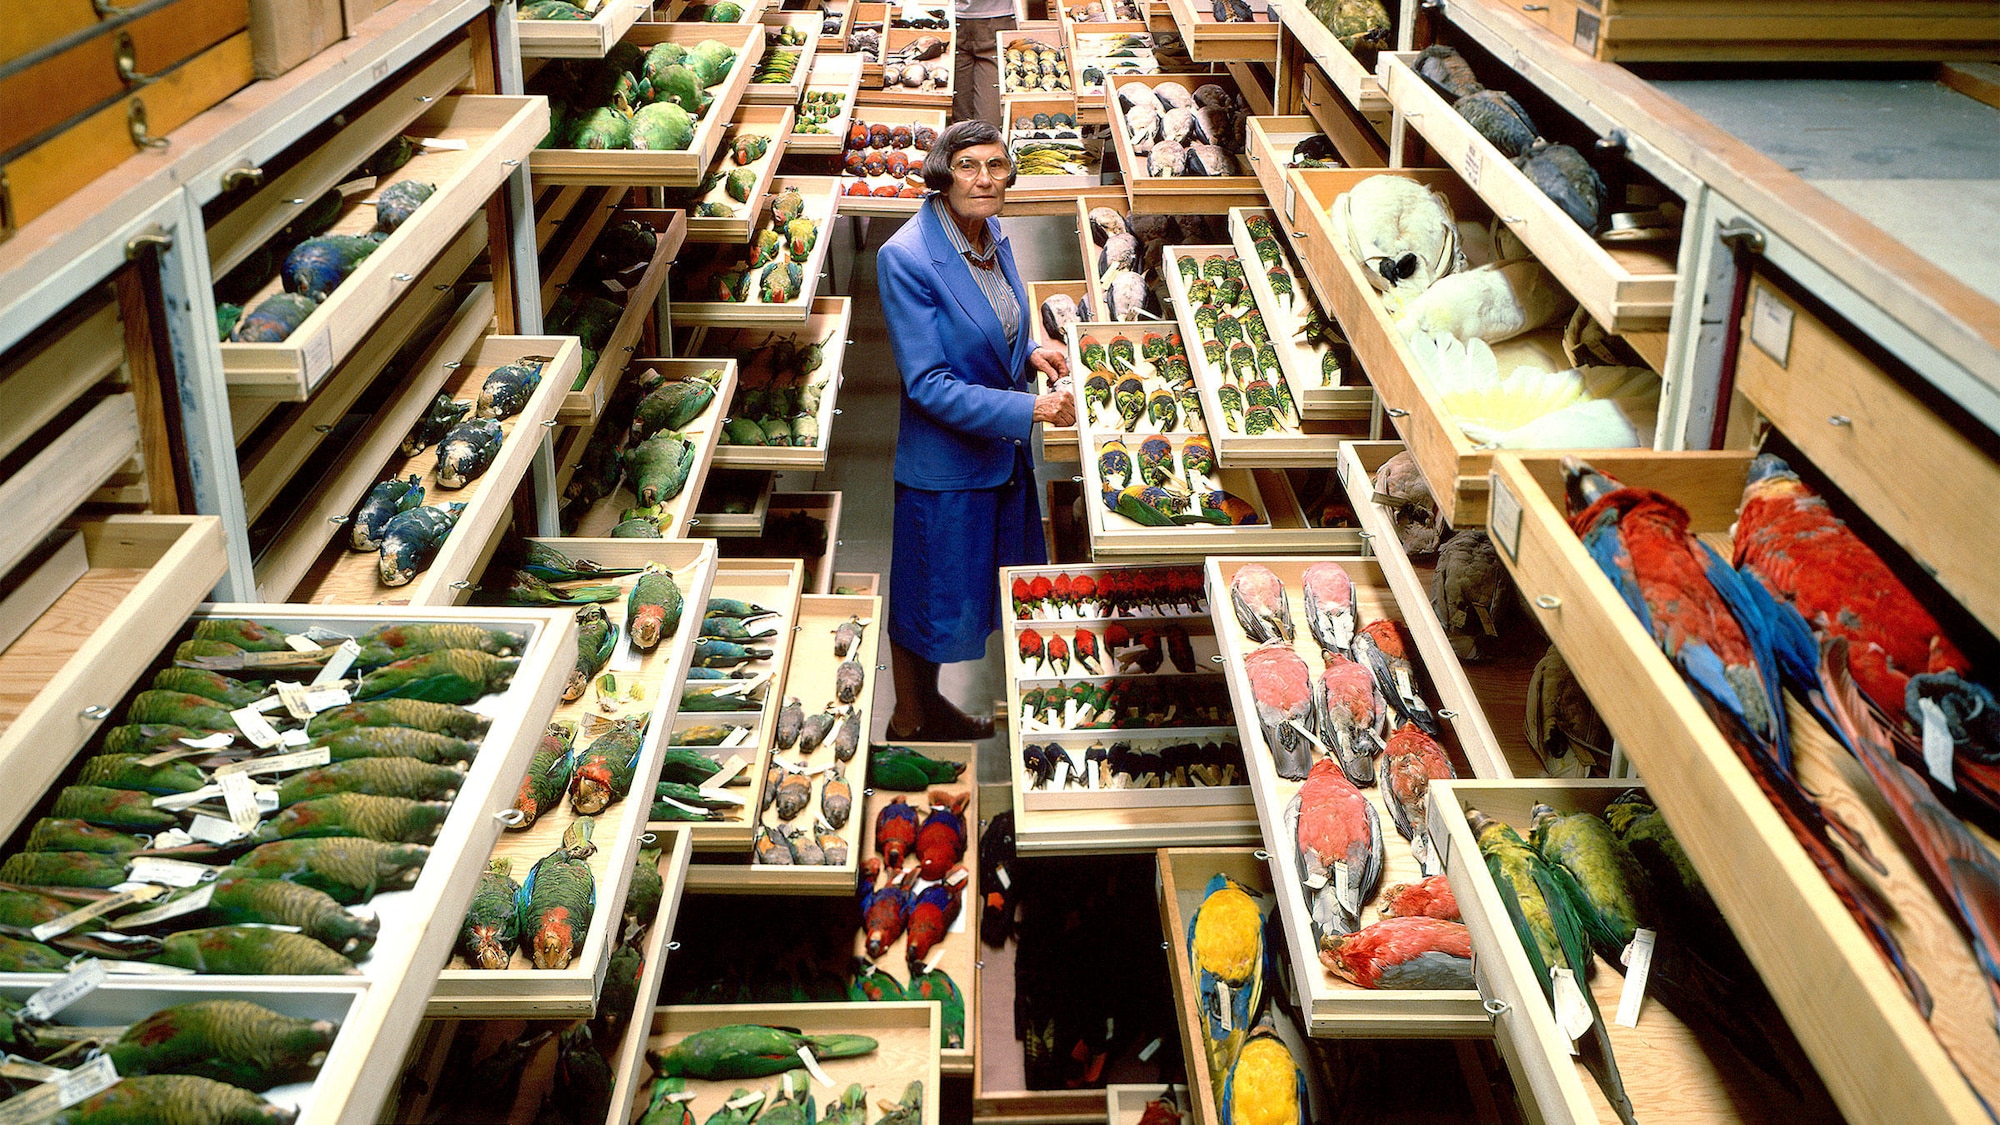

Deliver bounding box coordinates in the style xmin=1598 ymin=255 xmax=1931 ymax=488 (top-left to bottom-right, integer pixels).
xmin=280 ymin=729 xmax=310 ymax=747
xmin=187 ymin=814 xmax=245 ymax=845
xmin=1333 ymin=860 xmax=1361 ymax=915
xmin=127 ymin=858 xmax=219 ymax=888
xmin=1918 ymin=697 xmax=1956 ymax=790
xmin=55 ymin=1057 xmax=118 ymax=1108
xmin=720 ymin=726 xmax=754 ymax=749
xmin=215 ymin=747 xmax=330 ymax=777
xmin=139 ymin=741 xmax=225 ymax=766
xmin=230 ymin=707 xmax=283 ymax=749
xmin=149 ymin=828 xmax=192 ymax=849
xmin=152 ymin=785 xmax=220 ymax=811
xmin=284 ymin=634 xmax=322 ymax=654
xmin=1614 ymin=928 xmax=1656 ymax=1028
xmin=302 ymin=688 xmax=351 ymax=713
xmin=1052 ymin=758 xmax=1071 ymax=790
xmin=219 ymin=772 xmax=263 ymax=833
xmin=30 ymin=887 xmax=164 ymax=942
xmin=276 ymin=683 xmax=317 ymax=721
xmin=21 ymin=961 xmax=105 ymax=1022
xmin=702 ymin=755 xmax=750 ymax=788
xmin=1215 ymin=981 xmax=1234 ymax=1031
xmin=112 ymin=884 xmax=216 ymax=929
xmin=1417 ymin=833 xmax=1443 ymax=878
xmin=1551 ymin=966 xmax=1593 ymax=1046
xmin=417 ymin=137 xmax=468 ymax=151
xmin=794 ymin=1047 xmax=834 ymax=1087
xmin=312 ymin=640 xmax=360 ymax=687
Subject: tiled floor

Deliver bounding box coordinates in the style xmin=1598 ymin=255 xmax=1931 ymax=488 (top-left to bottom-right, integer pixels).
xmin=776 ymin=211 xmax=1085 ymax=785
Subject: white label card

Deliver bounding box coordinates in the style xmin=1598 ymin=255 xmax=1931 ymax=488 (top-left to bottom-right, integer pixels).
xmin=137 ymin=744 xmax=221 ymax=767
xmin=187 ymin=815 xmax=245 ymax=845
xmin=312 ymin=640 xmax=361 ymax=687
xmin=214 ymin=747 xmax=330 ymax=777
xmin=1551 ymin=966 xmax=1594 ymax=1047
xmin=302 ymin=328 xmax=335 ymax=387
xmin=284 ymin=634 xmax=322 ymax=654
xmin=21 ymin=961 xmax=105 ymax=1022
xmin=219 ymin=772 xmax=263 ymax=833
xmin=1748 ymin=283 xmax=1795 ymax=368
xmin=55 ymin=1057 xmax=118 ymax=1107
xmin=30 ymin=886 xmax=165 ymax=942
xmin=1919 ymin=697 xmax=1957 ymax=790
xmin=230 ymin=707 xmax=283 ymax=749
xmin=1488 ymin=471 xmax=1523 ymax=563
xmin=112 ymin=884 xmax=217 ymax=930
xmin=1614 ymin=928 xmax=1656 ymax=1028
xmin=794 ymin=1046 xmax=834 ymax=1087
xmin=417 ymin=137 xmax=469 ymax=151
xmin=127 ymin=858 xmax=219 ymax=888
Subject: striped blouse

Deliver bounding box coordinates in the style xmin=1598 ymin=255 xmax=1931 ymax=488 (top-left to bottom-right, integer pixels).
xmin=930 ymin=194 xmax=1020 ymax=348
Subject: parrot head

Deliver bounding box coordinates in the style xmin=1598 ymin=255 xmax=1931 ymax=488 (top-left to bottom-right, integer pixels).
xmin=531 ymin=907 xmax=579 ymax=969
xmin=1560 ymin=455 xmax=1621 ymax=514
xmin=630 ymin=605 xmax=667 ymax=650
xmin=1744 ymin=452 xmax=1798 ymax=485
xmin=467 ymin=924 xmax=513 ymax=970
xmin=573 ymin=764 xmax=613 ymax=815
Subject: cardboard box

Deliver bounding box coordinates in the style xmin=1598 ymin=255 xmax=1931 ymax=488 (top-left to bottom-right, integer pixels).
xmin=251 ymin=0 xmax=345 ymax=78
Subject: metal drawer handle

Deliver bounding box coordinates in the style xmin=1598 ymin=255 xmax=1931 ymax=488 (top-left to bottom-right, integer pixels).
xmin=494 ymin=808 xmax=526 ymax=826
xmin=80 ymin=705 xmax=112 ymax=721
xmin=1534 ymin=595 xmax=1561 ymax=610
xmin=1483 ymin=998 xmax=1510 ymax=1017
xmin=1356 ymin=529 xmax=1374 ymax=540
xmin=392 ymin=273 xmax=414 ymax=282
xmin=313 ymin=423 xmax=334 ymax=433
xmin=1521 ymin=3 xmax=1547 ymax=9
xmin=1438 ymin=708 xmax=1457 ymax=719
xmin=329 ymin=515 xmax=351 ymax=525
xmin=127 ymin=99 xmax=170 ymax=149
xmin=220 ymin=164 xmax=265 ymax=191
xmin=1828 ymin=414 xmax=1851 ymax=426
xmin=1210 ymin=654 xmax=1225 ymax=664
xmin=1289 ymin=230 xmax=1307 ymax=239
xmin=1384 ymin=407 xmax=1410 ymax=418
xmin=115 ymin=32 xmax=158 ymax=87
xmin=124 ymin=227 xmax=172 ymax=259
xmin=93 ymin=0 xmax=133 ymax=15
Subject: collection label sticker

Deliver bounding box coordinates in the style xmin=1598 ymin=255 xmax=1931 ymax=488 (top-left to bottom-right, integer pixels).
xmin=1747 ymin=283 xmax=1795 ymax=368
xmin=1551 ymin=966 xmax=1594 ymax=1048
xmin=30 ymin=887 xmax=165 ymax=942
xmin=312 ymin=640 xmax=361 ymax=687
xmin=55 ymin=1057 xmax=118 ymax=1107
xmin=1462 ymin=143 xmax=1482 ymax=188
xmin=214 ymin=747 xmax=330 ymax=777
xmin=219 ymin=772 xmax=263 ymax=833
xmin=230 ymin=707 xmax=283 ymax=749
xmin=186 ymin=814 xmax=246 ymax=845
xmin=1487 ymin=470 xmax=1524 ymax=563
xmin=1614 ymin=928 xmax=1657 ymax=1028
xmin=136 ymin=743 xmax=221 ymax=768
xmin=21 ymin=961 xmax=105 ymax=1022
xmin=284 ymin=634 xmax=323 ymax=654
xmin=126 ymin=858 xmax=218 ymax=889
xmin=112 ymin=884 xmax=216 ymax=930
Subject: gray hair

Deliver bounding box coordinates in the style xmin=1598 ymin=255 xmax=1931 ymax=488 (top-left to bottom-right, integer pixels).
xmin=921 ymin=119 xmax=1016 ymax=191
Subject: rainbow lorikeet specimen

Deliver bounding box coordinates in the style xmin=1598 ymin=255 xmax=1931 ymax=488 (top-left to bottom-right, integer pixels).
xmin=1381 ymin=723 xmax=1455 ymax=873
xmin=1321 ymin=916 xmax=1473 ymax=989
xmin=1355 ymin=619 xmax=1441 ymax=738
xmin=862 ymin=867 xmax=916 ymax=959
xmin=52 ymin=1074 xmax=295 ymax=1125
xmin=1300 ymin=563 xmax=1357 ymax=660
xmin=1735 ymin=454 xmax=2000 ymax=815
xmin=1103 ymin=485 xmax=1188 ymax=527
xmin=648 ymin=1024 xmax=878 ymax=1080
xmin=518 ymin=818 xmax=597 ymax=970
xmin=1187 ymin=873 xmax=1264 ymax=1088
xmin=1471 ymin=809 xmax=1634 ymax=1124
xmin=107 ymin=999 xmax=336 ymax=1088
xmin=1229 ymin=563 xmax=1293 ymax=644
xmin=1243 ymin=641 xmax=1314 ymax=781
xmin=908 ymin=968 xmax=966 ymax=1049
xmin=1564 ymin=457 xmax=1929 ymax=1012
xmin=904 ymin=868 xmax=965 ymax=969
xmin=914 ymin=790 xmax=970 ymax=880
xmin=1317 ymin=653 xmax=1383 ymax=787
xmin=572 ymin=715 xmax=646 ymax=815
xmin=459 ymin=858 xmax=520 ymax=969
xmin=1380 ymin=875 xmax=1458 ymax=921
xmin=875 ymin=796 xmax=921 ymax=870
xmin=1220 ymin=1021 xmax=1305 ymax=1125
xmin=1287 ymin=757 xmax=1381 ymax=941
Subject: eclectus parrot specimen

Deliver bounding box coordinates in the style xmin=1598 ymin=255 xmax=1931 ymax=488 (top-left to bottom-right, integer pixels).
xmin=875 ymin=796 xmax=920 ymax=870
xmin=862 ymin=866 xmax=916 ymax=959
xmin=518 ymin=817 xmax=597 ymax=970
xmin=904 ymin=867 xmax=966 ymax=969
xmin=1354 ymin=618 xmax=1441 ymax=737
xmin=1243 ymin=641 xmax=1315 ymax=781
xmin=647 ymin=1024 xmax=878 ymax=1079
xmin=1380 ymin=875 xmax=1458 ymax=921
xmin=1320 ymin=916 xmax=1473 ymax=989
xmin=1562 ymin=456 xmax=1928 ymax=1013
xmin=460 ymin=858 xmax=521 ymax=969
xmin=1220 ymin=1021 xmax=1306 ymax=1125
xmin=1229 ymin=563 xmax=1293 ymax=644
xmin=1381 ymin=723 xmax=1455 ymax=873
xmin=1286 ymin=757 xmax=1381 ymax=941
xmin=106 ymin=999 xmax=338 ymax=1089
xmin=1187 ymin=873 xmax=1264 ymax=1088
xmin=914 ymin=789 xmax=970 ymax=880
xmin=908 ymin=967 xmax=966 ymax=1049
xmin=1300 ymin=562 xmax=1358 ymax=659
xmin=1470 ymin=809 xmax=1635 ymax=1125
xmin=1734 ymin=453 xmax=2000 ymax=818
xmin=1316 ymin=653 xmax=1383 ymax=787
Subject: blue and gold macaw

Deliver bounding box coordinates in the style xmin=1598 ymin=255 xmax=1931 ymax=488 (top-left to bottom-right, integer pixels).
xmin=1187 ymin=874 xmax=1264 ymax=1088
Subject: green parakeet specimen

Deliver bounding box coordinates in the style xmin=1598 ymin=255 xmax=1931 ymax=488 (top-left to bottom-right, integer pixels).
xmin=519 ymin=818 xmax=598 ymax=970
xmin=106 ymin=999 xmax=338 ymax=1088
xmin=460 ymin=858 xmax=521 ymax=969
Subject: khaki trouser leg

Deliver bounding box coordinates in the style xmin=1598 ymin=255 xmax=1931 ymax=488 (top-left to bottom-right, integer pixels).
xmin=953 ymin=15 xmax=1014 ymax=126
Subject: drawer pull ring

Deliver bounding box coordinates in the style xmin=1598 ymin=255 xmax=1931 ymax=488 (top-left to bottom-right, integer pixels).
xmin=1483 ymin=998 xmax=1510 ymax=1017
xmin=124 ymin=228 xmax=172 ymax=259
xmin=667 ymin=941 xmax=682 ymax=951
xmin=449 ymin=581 xmax=470 ymax=590
xmin=127 ymin=99 xmax=169 ymax=149
xmin=80 ymin=705 xmax=112 ymax=721
xmin=220 ymin=165 xmax=264 ymax=191
xmin=1210 ymin=654 xmax=1225 ymax=664
xmin=1289 ymin=230 xmax=1307 ymax=239
xmin=685 ymin=518 xmax=699 ymax=528
xmin=1252 ymin=849 xmax=1271 ymax=862
xmin=115 ymin=32 xmax=158 ymax=87
xmin=1357 ymin=530 xmax=1374 ymax=540
xmin=1534 ymin=595 xmax=1562 ymax=610
xmin=1521 ymin=3 xmax=1547 ymax=9
xmin=1828 ymin=414 xmax=1851 ymax=427
xmin=93 ymin=0 xmax=133 ymax=15
xmin=313 ymin=423 xmax=334 ymax=433
xmin=1384 ymin=407 xmax=1410 ymax=418
xmin=494 ymin=808 xmax=526 ymax=827
xmin=1498 ymin=215 xmax=1523 ymax=225
xmin=1438 ymin=709 xmax=1457 ymax=720
xmin=392 ymin=273 xmax=413 ymax=282
xmin=328 ymin=515 xmax=350 ymax=525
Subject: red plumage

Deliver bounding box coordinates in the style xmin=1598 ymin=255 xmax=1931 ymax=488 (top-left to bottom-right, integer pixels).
xmin=1380 ymin=875 xmax=1459 ymax=921
xmin=875 ymin=796 xmax=920 ymax=870
xmin=913 ymin=789 xmax=969 ymax=881
xmin=861 ymin=867 xmax=915 ymax=960
xmin=1319 ymin=916 xmax=1472 ymax=989
xmin=904 ymin=866 xmax=966 ymax=968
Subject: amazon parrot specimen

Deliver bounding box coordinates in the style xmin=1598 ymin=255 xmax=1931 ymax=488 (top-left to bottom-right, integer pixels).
xmin=648 ymin=1024 xmax=878 ymax=1079
xmin=1219 ymin=1021 xmax=1306 ymax=1125
xmin=1529 ymin=803 xmax=1656 ymax=959
xmin=1564 ymin=456 xmax=1928 ymax=1013
xmin=904 ymin=868 xmax=965 ymax=969
xmin=1320 ymin=916 xmax=1473 ymax=989
xmin=1472 ymin=809 xmax=1635 ymax=1125
xmin=460 ymin=858 xmax=521 ymax=969
xmin=1381 ymin=723 xmax=1455 ymax=873
xmin=1187 ymin=873 xmax=1264 ymax=1088
xmin=515 ymin=723 xmax=578 ymax=829
xmin=1380 ymin=875 xmax=1458 ymax=921
xmin=862 ymin=866 xmax=916 ymax=959
xmin=624 ymin=842 xmax=665 ymax=939
xmin=1735 ymin=453 xmax=2000 ymax=818
xmin=1300 ymin=562 xmax=1358 ymax=659
xmin=914 ymin=790 xmax=969 ymax=880
xmin=1316 ymin=653 xmax=1384 ymax=786
xmin=1354 ymin=618 xmax=1441 ymax=737
xmin=1286 ymin=757 xmax=1382 ymax=941
xmin=1229 ymin=563 xmax=1293 ymax=643
xmin=1526 ymin=644 xmax=1610 ymax=777
xmin=1243 ymin=642 xmax=1315 ymax=781
xmin=519 ymin=818 xmax=597 ymax=969
xmin=106 ymin=999 xmax=338 ymax=1089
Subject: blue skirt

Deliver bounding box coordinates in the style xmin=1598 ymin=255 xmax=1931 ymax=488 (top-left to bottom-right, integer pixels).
xmin=889 ymin=467 xmax=1047 ymax=664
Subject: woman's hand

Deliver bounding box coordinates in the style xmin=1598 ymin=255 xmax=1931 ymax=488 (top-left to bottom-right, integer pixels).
xmin=1030 ymin=345 xmax=1070 ymax=385
xmin=1032 ymin=384 xmax=1076 ymax=427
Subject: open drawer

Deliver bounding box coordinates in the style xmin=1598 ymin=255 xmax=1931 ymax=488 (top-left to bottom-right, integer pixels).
xmin=789 ymin=51 xmax=865 ymax=155
xmin=718 ymin=491 xmax=844 ymax=594
xmin=692 ymin=467 xmax=777 ymax=534
xmin=1155 ymin=847 xmax=1266 ymax=1125
xmin=1485 ymin=449 xmax=2000 ymax=1123
xmin=857 ymin=26 xmax=956 ymax=109
xmin=254 ymin=292 xmax=582 ymax=606
xmin=0 ymin=516 xmax=227 ymax=774
xmin=599 ymin=826 xmax=696 ymax=1125
xmin=1431 ymin=778 xmax=1843 ymax=1125
xmin=1285 ymin=166 xmax=1663 ymax=527
xmin=672 ymin=176 xmax=840 ymax=324
xmin=1228 ymin=207 xmax=1372 ymax=425
xmin=683 ymin=105 xmax=794 ymax=244
xmin=1275 ymin=4 xmax=1388 ymax=119
xmin=1246 ymin=116 xmax=1385 ymax=235
xmin=1000 ymin=562 xmax=1259 ymax=853
xmin=706 ymin=296 xmax=851 ymax=471
xmin=552 ymin=208 xmax=688 ymax=426
xmin=1378 ymin=51 xmax=1679 ymax=334
xmin=220 ymin=95 xmax=545 ymax=400
xmin=1067 ymin=22 xmax=1160 ymax=124
xmin=518 ymin=0 xmax=655 ymax=57
xmin=745 ymin=10 xmax=822 ymax=105
xmin=837 ymin=107 xmax=945 ymax=214
xmin=428 ymin=538 xmax=718 ymax=1016
xmin=1105 ymin=73 xmax=1266 ymax=214
xmin=567 ymin=358 xmax=739 ymax=541
xmin=1162 ymin=0 xmax=1275 ymax=63
xmin=1201 ymin=555 xmax=1497 ymax=1035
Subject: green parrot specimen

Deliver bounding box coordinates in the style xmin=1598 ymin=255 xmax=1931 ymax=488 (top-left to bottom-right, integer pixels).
xmin=629 ymin=565 xmax=687 ymax=650
xmin=514 ymin=723 xmax=578 ymax=829
xmin=551 ymin=1021 xmax=615 ymax=1123
xmin=50 ymin=1074 xmax=293 ymax=1125
xmin=75 ymin=755 xmax=206 ymax=795
xmin=573 ymin=715 xmax=647 ymax=815
xmin=519 ymin=818 xmax=598 ymax=969
xmin=352 ymin=622 xmax=524 ymax=667
xmin=460 ymin=858 xmax=521 ymax=969
xmin=106 ymin=999 xmax=337 ymax=1088
xmin=908 ymin=967 xmax=966 ymax=1050
xmin=647 ymin=1024 xmax=878 ymax=1079
xmin=149 ymin=667 xmax=265 ymax=708
xmin=274 ymin=759 xmax=463 ymax=806
xmin=355 ymin=649 xmax=518 ymax=704
xmin=626 ymin=430 xmax=696 ymax=507
xmin=568 ymin=604 xmax=620 ymax=701
xmin=625 ymin=841 xmax=665 ymax=937
xmin=52 ymin=785 xmax=180 ymax=831
xmin=758 ymin=1071 xmax=815 ymax=1125
xmin=599 ymin=940 xmax=643 ymax=1024
xmin=1529 ymin=803 xmax=1656 ymax=959
xmin=254 ymin=793 xmax=451 ymax=845
xmin=875 ymin=1082 xmax=923 ymax=1125
xmin=204 ymin=877 xmax=377 ymax=957
xmin=154 ymin=926 xmax=361 ymax=975
xmin=638 ymin=1077 xmax=697 ymax=1125
xmin=820 ymin=1084 xmax=869 ymax=1125
xmin=223 ymin=838 xmax=429 ymax=905
xmin=305 ymin=698 xmax=491 ymax=741
xmin=699 ymin=1088 xmax=765 ymax=1125
xmin=125 ymin=688 xmax=233 ymax=728
xmin=308 ymin=727 xmax=482 ymax=765
xmin=867 ymin=745 xmax=965 ymax=790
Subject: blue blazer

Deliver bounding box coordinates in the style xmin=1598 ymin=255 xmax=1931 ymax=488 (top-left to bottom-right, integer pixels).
xmin=878 ymin=199 xmax=1038 ymax=490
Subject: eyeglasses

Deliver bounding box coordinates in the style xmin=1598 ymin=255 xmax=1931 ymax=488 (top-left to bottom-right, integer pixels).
xmin=952 ymin=156 xmax=1013 ymax=179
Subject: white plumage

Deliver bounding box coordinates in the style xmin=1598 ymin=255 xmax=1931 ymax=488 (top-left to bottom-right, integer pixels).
xmin=1332 ymin=175 xmax=1461 ymax=299
xmin=1391 ymin=259 xmax=1574 ymax=345
xmin=1407 ymin=331 xmax=1658 ymax=450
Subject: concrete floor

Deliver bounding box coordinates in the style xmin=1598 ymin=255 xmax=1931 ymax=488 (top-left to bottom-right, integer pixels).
xmin=768 ymin=210 xmax=1084 ymax=785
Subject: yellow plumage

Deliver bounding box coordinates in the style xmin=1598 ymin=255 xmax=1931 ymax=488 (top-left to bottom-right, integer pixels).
xmin=1192 ymin=882 xmax=1261 ymax=980
xmin=1226 ymin=1034 xmax=1302 ymax=1125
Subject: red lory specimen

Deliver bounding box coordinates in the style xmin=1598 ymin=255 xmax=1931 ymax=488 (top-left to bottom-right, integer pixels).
xmin=1735 ymin=453 xmax=2000 ymax=821
xmin=1563 ymin=457 xmax=1927 ymax=1014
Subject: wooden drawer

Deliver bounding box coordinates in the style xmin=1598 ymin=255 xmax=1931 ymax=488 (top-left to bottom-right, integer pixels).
xmin=1105 ymin=72 xmax=1266 ymax=214
xmin=1247 ymin=116 xmax=1385 ymax=231
xmin=259 ymin=309 xmax=582 ymax=606
xmin=1071 ymin=191 xmax=1136 ymax=327
xmin=220 ymin=94 xmax=546 ymax=399
xmin=1484 ymin=449 xmax=2000 ymax=1124
xmin=566 ymin=357 xmax=737 ymax=541
xmin=4 ymin=0 xmax=148 ymax=68
xmin=1229 ymin=207 xmax=1374 ymax=424
xmin=744 ymin=10 xmax=820 ymax=105
xmin=1285 ymin=166 xmax=1662 ymax=527
xmin=1277 ymin=2 xmax=1388 ymax=118
xmin=1530 ymin=0 xmax=2000 ymax=62
xmin=1163 ymin=0 xmax=1274 ymax=62
xmin=684 ymin=106 xmax=792 ymax=244
xmin=1431 ymin=778 xmax=1836 ymax=1125
xmin=691 ymin=465 xmax=776 ymax=534
xmin=429 ymin=539 xmax=718 ymax=1015
xmin=706 ymin=296 xmax=851 ymax=471
xmin=530 ymin=23 xmax=763 ymax=189
xmin=1202 ymin=555 xmax=1494 ymax=1035
xmin=0 ymin=0 xmax=247 ymax=154
xmin=551 ymin=208 xmax=688 ymax=425
xmin=1110 ymin=1085 xmax=1191 ymax=1125
xmin=1066 ymin=21 xmax=1159 ymax=124
xmin=1734 ymin=272 xmax=2000 ymax=636
xmin=1 ymin=31 xmax=255 ymax=238
xmin=1026 ymin=279 xmax=1087 ymax=459
xmin=835 ymin=106 xmax=943 ymax=214
xmin=1000 ymin=562 xmax=1261 ymax=854
xmin=787 ymin=51 xmax=863 ymax=155
xmin=1004 ymin=94 xmax=1099 ymax=206
xmin=998 ymin=26 xmax=1072 ymax=98
xmin=1378 ymin=51 xmax=1679 ymax=334
xmin=0 ymin=394 xmax=142 ymax=580
xmin=1157 ymin=848 xmax=1278 ymax=1125
xmin=518 ymin=0 xmax=654 ymax=58
xmin=598 ymin=826 xmax=695 ymax=1125
xmin=672 ymin=175 xmax=838 ymax=324
xmin=856 ymin=26 xmax=955 ymax=110
xmin=726 ymin=490 xmax=841 ymax=592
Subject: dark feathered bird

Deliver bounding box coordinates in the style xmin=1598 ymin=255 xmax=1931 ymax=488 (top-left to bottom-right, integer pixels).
xmin=1514 ymin=139 xmax=1608 ymax=234
xmin=1454 ymin=88 xmax=1538 ymax=158
xmin=1414 ymin=44 xmax=1482 ymax=99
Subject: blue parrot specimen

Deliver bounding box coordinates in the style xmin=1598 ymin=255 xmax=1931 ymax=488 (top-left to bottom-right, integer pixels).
xmin=1187 ymin=874 xmax=1264 ymax=1088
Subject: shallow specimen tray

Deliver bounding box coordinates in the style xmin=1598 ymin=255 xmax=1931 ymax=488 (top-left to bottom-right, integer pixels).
xmin=265 ymin=322 xmax=582 ymax=607
xmin=1246 ymin=115 xmax=1387 ymax=233
xmin=1275 ymin=2 xmax=1388 ymax=118
xmin=1104 ymin=72 xmax=1265 ymax=214
xmin=220 ymin=94 xmax=546 ymax=400
xmin=1202 ymin=555 xmax=1490 ymax=1035
xmin=1228 ymin=207 xmax=1375 ymax=425
xmin=836 ymin=108 xmax=947 ymax=215
xmin=1156 ymin=847 xmax=1269 ymax=1124
xmin=1499 ymin=0 xmax=2000 ymax=62
xmin=684 ymin=105 xmax=795 ymax=244
xmin=853 ymin=741 xmax=979 ymax=1075
xmin=707 ymin=296 xmax=852 ymax=471
xmin=1379 ymin=51 xmax=1678 ymax=333
xmin=1485 ymin=449 xmax=2000 ymax=1123
xmin=788 ymin=51 xmax=865 ymax=154
xmin=745 ymin=10 xmax=822 ymax=105
xmin=530 ymin=23 xmax=764 ymax=188
xmin=568 ymin=358 xmax=740 ymax=541
xmin=670 ymin=175 xmax=840 ymax=324
xmin=428 ymin=538 xmax=719 ymax=1016
xmin=1110 ymin=1084 xmax=1192 ymax=1125
xmin=624 ymin=1003 xmax=941 ymax=1125
xmin=1162 ymin=0 xmax=1274 ymax=63
xmin=857 ymin=26 xmax=956 ymax=109
xmin=598 ymin=826 xmax=697 ymax=1125
xmin=1066 ymin=21 xmax=1159 ymax=123
xmin=556 ymin=209 xmax=688 ymax=426
xmin=692 ymin=466 xmax=778 ymax=533
xmin=519 ymin=0 xmax=656 ymax=57
xmin=1431 ymin=777 xmax=1839 ymax=1125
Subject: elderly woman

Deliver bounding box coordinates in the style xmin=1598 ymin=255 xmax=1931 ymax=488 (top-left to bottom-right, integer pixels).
xmin=878 ymin=120 xmax=1075 ymax=741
